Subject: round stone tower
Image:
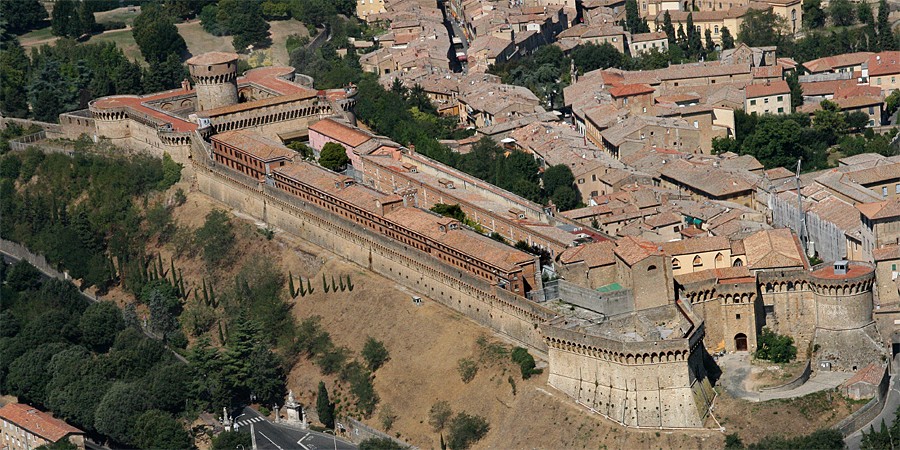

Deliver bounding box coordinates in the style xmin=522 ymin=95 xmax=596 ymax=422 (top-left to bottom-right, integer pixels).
xmin=810 ymin=261 xmax=875 ymax=331
xmin=187 ymin=52 xmax=240 ymax=112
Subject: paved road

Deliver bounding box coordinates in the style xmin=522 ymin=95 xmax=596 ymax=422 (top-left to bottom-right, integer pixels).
xmin=235 ymin=407 xmax=357 ymax=450
xmin=846 ymin=359 xmax=900 ymax=450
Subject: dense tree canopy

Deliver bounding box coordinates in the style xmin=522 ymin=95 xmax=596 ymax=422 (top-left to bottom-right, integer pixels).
xmin=132 ymin=3 xmax=187 ymax=64
xmin=1 ymin=0 xmax=47 ymax=35
xmin=319 ymin=142 xmax=350 ymax=171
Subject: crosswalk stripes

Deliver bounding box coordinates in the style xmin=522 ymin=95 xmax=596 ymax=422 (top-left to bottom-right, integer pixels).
xmin=234 ymin=416 xmax=265 ymax=428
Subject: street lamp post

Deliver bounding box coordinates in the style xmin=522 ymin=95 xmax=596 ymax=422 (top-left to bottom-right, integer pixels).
xmin=323 ymin=429 xmax=337 ymax=450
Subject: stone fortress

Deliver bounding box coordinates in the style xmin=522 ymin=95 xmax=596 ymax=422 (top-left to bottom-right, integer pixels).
xmin=59 ymin=52 xmax=891 ymax=430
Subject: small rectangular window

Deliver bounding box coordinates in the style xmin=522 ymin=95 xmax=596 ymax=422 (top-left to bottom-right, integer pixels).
xmin=777 ymin=96 xmax=783 ymax=101
xmin=750 ymin=99 xmax=757 ymax=106
xmin=736 ymin=314 xmax=741 ymax=320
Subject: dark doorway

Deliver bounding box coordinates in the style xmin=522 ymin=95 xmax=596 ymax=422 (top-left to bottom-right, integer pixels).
xmin=735 ymin=333 xmax=748 ymax=352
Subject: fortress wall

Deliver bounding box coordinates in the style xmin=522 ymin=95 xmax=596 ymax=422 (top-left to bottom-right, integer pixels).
xmin=544 ymin=328 xmax=712 ymax=429
xmin=812 ymin=279 xmax=875 ymax=331
xmin=759 ymin=285 xmax=816 ymax=355
xmin=194 ymin=163 xmax=555 ymax=354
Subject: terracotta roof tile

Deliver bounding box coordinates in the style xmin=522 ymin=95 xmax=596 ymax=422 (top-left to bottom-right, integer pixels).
xmin=874 ymin=244 xmax=900 ymax=261
xmin=857 ymin=197 xmax=900 ymax=220
xmin=0 ymin=403 xmax=83 ymax=443
xmin=868 ymin=51 xmax=900 ymax=77
xmin=745 ymin=80 xmax=790 ymax=98
xmin=211 ymin=130 xmax=296 ymax=161
xmin=741 ymin=228 xmax=806 ymax=269
xmin=559 ymin=241 xmax=616 ymax=267
xmin=803 ymin=52 xmax=873 ymax=73
xmin=309 ymin=118 xmax=373 ymax=148
xmin=614 ymin=236 xmax=662 ymax=265
xmin=609 ymin=83 xmax=655 ymax=97
xmin=661 ymin=236 xmax=730 ymax=256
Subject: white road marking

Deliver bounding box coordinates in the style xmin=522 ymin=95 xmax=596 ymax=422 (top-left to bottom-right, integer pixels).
xmin=258 ymin=431 xmax=284 ymax=450
xmin=297 ymin=433 xmax=311 ymax=450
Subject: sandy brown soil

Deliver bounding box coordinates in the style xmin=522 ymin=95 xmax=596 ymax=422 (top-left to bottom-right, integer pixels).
xmin=101 ymin=186 xmax=860 ymax=449
xmin=714 ymin=388 xmax=864 ymax=445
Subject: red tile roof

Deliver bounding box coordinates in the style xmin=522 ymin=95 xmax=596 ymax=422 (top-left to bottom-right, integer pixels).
xmin=803 ymin=52 xmax=873 ymax=73
xmin=309 ymin=119 xmax=373 ymax=148
xmin=211 ymin=130 xmax=296 ymax=161
xmin=0 ymin=403 xmax=83 ymax=443
xmin=187 ymin=52 xmax=239 ymax=66
xmin=857 ymin=197 xmax=900 ymax=220
xmin=874 ymin=244 xmax=900 ymax=261
xmin=609 ymin=83 xmax=655 ymax=97
xmin=868 ymin=51 xmax=900 ymax=77
xmin=745 ymin=80 xmax=790 ymax=98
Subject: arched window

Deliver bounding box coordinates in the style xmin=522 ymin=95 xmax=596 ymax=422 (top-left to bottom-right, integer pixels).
xmin=672 ymin=258 xmax=681 ymax=269
xmin=647 ymin=265 xmax=657 ymax=271
xmin=715 ymin=252 xmax=724 ymax=266
xmin=693 ymin=255 xmax=703 ymax=267
xmin=733 ymin=258 xmax=743 ymax=267
xmin=714 ymin=25 xmax=719 ymax=34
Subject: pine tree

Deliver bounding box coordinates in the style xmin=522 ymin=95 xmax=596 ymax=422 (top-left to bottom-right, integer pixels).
xmin=705 ymin=28 xmax=716 ymax=55
xmin=316 ymin=381 xmax=335 ymax=429
xmin=51 ymin=0 xmax=81 ymax=37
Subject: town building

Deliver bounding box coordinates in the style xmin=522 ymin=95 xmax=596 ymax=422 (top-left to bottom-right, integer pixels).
xmin=0 ymin=403 xmax=85 ymax=450
xmin=744 ymin=80 xmax=791 ymax=115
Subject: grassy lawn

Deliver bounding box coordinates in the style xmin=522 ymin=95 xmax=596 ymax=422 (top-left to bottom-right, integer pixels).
xmin=19 ymin=26 xmax=56 ymax=49
xmin=268 ymin=19 xmax=309 ymax=65
xmin=177 ymin=20 xmax=236 ymax=58
xmin=89 ymin=29 xmax=146 ymax=65
xmin=95 ymin=6 xmax=141 ymax=26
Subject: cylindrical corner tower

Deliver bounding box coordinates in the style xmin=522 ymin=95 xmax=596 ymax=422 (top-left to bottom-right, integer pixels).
xmin=810 ymin=261 xmax=875 ymax=331
xmin=187 ymin=52 xmax=240 ymax=112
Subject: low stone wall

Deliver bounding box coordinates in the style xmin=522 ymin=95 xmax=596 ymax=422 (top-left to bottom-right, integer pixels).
xmin=342 ymin=417 xmax=416 ymax=449
xmin=834 ymin=364 xmax=890 ymax=437
xmin=760 ymin=361 xmax=812 ymax=393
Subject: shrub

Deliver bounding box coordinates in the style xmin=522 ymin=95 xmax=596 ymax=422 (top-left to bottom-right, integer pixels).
xmin=317 ymin=346 xmax=350 ymax=375
xmin=362 ymin=337 xmax=390 ymax=372
xmin=359 ymin=438 xmax=405 ymax=450
xmin=447 ymin=413 xmax=489 ymax=450
xmin=195 ymin=210 xmax=234 ymax=268
xmin=755 ymin=327 xmax=797 ymax=363
xmin=259 ymin=406 xmax=270 ymax=416
xmin=457 ymin=358 xmax=478 ymax=383
xmin=428 ymin=400 xmax=452 ymax=432
xmin=379 ymin=405 xmax=398 ymax=431
xmin=511 ymin=347 xmax=542 ymax=379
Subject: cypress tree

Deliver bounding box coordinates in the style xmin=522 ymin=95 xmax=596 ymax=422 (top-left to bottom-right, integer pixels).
xmin=289 ymin=271 xmax=296 ymax=298
xmin=720 ymin=26 xmax=735 ymax=49
xmin=316 ymin=382 xmax=335 ymax=429
xmin=877 ymin=0 xmax=896 ymax=50
xmin=663 ymin=11 xmax=676 ymax=45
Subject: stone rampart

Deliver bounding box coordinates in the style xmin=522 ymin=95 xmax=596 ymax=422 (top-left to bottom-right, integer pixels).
xmin=194 ymin=157 xmax=555 ymax=354
xmin=541 ymin=304 xmax=714 ymax=429
xmin=192 ymin=140 xmax=716 ymax=429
